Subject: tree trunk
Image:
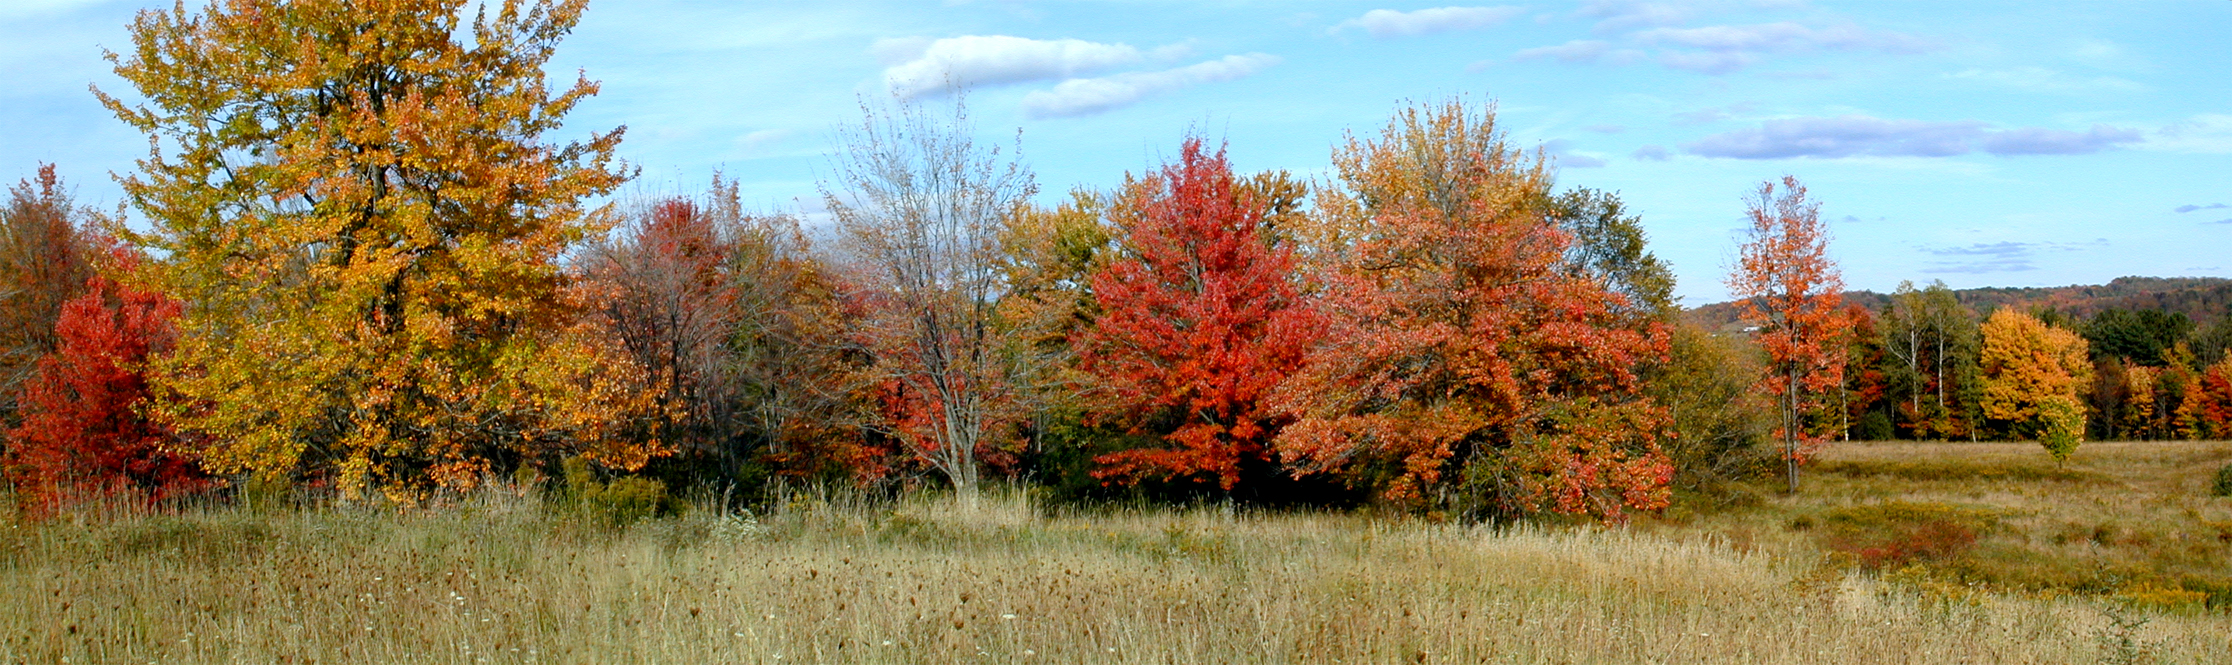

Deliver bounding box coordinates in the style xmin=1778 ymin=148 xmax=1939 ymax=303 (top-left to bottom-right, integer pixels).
xmin=1786 ymin=368 xmax=1800 ymax=494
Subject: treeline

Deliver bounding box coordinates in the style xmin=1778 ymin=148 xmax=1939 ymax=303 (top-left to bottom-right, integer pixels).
xmin=0 ymin=0 xmax=2195 ymax=523
xmin=1835 ymin=281 xmax=2232 ymax=445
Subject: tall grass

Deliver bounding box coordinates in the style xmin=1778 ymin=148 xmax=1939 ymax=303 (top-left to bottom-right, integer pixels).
xmin=3 ymin=480 xmax=2227 ymax=663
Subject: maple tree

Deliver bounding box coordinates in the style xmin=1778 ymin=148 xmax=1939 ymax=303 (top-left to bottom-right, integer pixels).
xmin=1978 ymin=309 xmax=2093 ymax=462
xmin=0 ymin=165 xmax=99 ymax=423
xmin=101 ymin=0 xmax=660 ymax=501
xmin=1840 ymin=302 xmax=1889 ymax=440
xmin=1727 ymin=176 xmax=1850 ymax=492
xmin=1074 ymin=138 xmax=1321 ymax=492
xmin=825 ymin=95 xmax=1036 ymax=503
xmin=5 ymin=245 xmax=209 ymax=513
xmin=2180 ymin=359 xmax=2232 ymax=439
xmin=1271 ymin=100 xmax=1672 ymax=520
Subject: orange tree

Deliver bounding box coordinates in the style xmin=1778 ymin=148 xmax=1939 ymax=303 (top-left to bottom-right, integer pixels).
xmin=101 ymin=0 xmax=659 ymax=501
xmin=1271 ymin=100 xmax=1672 ymax=521
xmin=1978 ymin=309 xmax=2092 ymax=462
xmin=1727 ymin=176 xmax=1849 ymax=493
xmin=1075 ymin=137 xmax=1322 ymax=493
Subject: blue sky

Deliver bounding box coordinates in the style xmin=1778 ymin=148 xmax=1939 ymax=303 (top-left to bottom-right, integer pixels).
xmin=3 ymin=0 xmax=2227 ymax=305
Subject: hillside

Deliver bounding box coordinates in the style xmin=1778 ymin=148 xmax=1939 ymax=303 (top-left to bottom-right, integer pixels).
xmin=1688 ymin=276 xmax=2232 ymax=328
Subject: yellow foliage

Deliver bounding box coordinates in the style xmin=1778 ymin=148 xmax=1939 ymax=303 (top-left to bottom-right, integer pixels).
xmin=102 ymin=0 xmax=663 ymax=499
xmin=1978 ymin=309 xmax=2091 ymax=459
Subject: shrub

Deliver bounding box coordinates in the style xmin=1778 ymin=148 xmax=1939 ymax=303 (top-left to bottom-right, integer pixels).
xmin=563 ymin=457 xmax=682 ymax=529
xmin=1808 ymin=501 xmax=2003 ymax=570
xmin=2212 ymin=461 xmax=2232 ymax=497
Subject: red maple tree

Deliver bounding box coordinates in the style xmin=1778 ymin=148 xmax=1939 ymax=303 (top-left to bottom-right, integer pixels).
xmin=1727 ymin=176 xmax=1851 ymax=492
xmin=1271 ymin=101 xmax=1672 ymax=520
xmin=1076 ymin=138 xmax=1321 ymax=491
xmin=5 ymin=246 xmax=208 ymax=513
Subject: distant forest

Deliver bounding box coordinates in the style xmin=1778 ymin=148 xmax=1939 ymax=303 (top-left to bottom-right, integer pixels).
xmin=1692 ymin=276 xmax=2232 ymax=330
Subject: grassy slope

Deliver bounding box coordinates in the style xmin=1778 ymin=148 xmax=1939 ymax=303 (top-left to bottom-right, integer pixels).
xmin=1 ymin=442 xmax=2228 ymax=664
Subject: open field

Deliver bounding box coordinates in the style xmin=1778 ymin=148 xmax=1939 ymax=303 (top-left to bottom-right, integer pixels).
xmin=1 ymin=441 xmax=2229 ymax=664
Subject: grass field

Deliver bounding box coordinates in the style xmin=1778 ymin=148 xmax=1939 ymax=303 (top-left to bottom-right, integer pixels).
xmin=2 ymin=441 xmax=2228 ymax=664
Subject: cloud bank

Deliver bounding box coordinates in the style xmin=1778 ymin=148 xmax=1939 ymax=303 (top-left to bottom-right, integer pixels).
xmin=878 ymin=35 xmax=1151 ymax=98
xmin=1338 ymin=6 xmax=1527 ymax=38
xmin=1020 ymin=54 xmax=1280 ymax=119
xmin=1684 ymin=116 xmax=2144 ymax=159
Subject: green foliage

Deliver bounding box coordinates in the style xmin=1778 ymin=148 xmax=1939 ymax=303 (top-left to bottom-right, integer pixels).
xmin=563 ymin=457 xmax=681 ymax=529
xmin=1817 ymin=458 xmax=2104 ymax=483
xmin=1854 ymin=411 xmax=1895 ymax=441
xmin=1651 ymin=325 xmax=1776 ymax=498
xmin=2083 ymin=309 xmax=2193 ymax=367
xmin=1550 ymin=187 xmax=1676 ymax=318
xmin=2039 ymin=398 xmax=2085 ymax=465
xmin=2211 ymin=462 xmax=2232 ymax=498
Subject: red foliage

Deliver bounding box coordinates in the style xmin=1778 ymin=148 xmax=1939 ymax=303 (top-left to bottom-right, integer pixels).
xmin=1842 ymin=303 xmax=1890 ymax=435
xmin=5 ymin=247 xmax=208 ymax=513
xmin=1727 ymin=176 xmax=1850 ymax=488
xmin=1076 ymin=138 xmax=1321 ymax=490
xmin=2188 ymin=363 xmax=2232 ymax=436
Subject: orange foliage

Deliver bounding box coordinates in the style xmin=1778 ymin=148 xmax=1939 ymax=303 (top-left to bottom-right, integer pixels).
xmin=1727 ymin=176 xmax=1850 ymax=490
xmin=1272 ymin=100 xmax=1671 ymax=519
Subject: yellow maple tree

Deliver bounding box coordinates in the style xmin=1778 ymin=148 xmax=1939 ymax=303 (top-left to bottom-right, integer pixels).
xmin=1978 ymin=309 xmax=2092 ymax=462
xmin=100 ymin=0 xmax=662 ymax=500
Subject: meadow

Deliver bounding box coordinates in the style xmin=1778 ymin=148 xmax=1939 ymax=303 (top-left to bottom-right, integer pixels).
xmin=1 ymin=440 xmax=2228 ymax=665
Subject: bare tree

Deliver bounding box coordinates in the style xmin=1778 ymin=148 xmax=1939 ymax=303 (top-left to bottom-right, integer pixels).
xmin=824 ymin=94 xmax=1035 ymax=504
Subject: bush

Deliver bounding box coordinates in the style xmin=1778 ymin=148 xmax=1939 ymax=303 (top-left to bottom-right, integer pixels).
xmin=562 ymin=457 xmax=682 ymax=529
xmin=1807 ymin=501 xmax=2004 ymax=570
xmin=2212 ymin=462 xmax=2232 ymax=497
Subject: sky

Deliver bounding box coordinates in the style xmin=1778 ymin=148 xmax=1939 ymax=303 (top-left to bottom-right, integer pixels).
xmin=2 ymin=0 xmax=2227 ymax=306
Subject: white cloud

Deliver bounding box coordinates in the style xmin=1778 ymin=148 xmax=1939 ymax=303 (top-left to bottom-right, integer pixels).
xmin=1577 ymin=0 xmax=1695 ymax=34
xmin=1635 ymin=21 xmax=1932 ymax=54
xmin=1020 ymin=54 xmax=1280 ymax=119
xmin=1943 ymin=67 xmax=2146 ymax=94
xmin=1684 ymin=115 xmax=2143 ymax=159
xmin=1540 ymin=140 xmax=1608 ymax=168
xmin=2147 ymin=114 xmax=2232 ymax=154
xmin=878 ymin=35 xmax=1149 ymax=98
xmin=1656 ymin=50 xmax=1754 ymax=74
xmin=1512 ymin=40 xmax=1645 ymax=64
xmin=1336 ymin=6 xmax=1527 ymax=38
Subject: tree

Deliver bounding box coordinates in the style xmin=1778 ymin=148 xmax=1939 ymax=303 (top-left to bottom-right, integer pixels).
xmin=2182 ymin=359 xmax=2232 ymax=440
xmin=1075 ymin=138 xmax=1321 ymax=492
xmin=2083 ymin=309 xmax=2192 ymax=367
xmin=1881 ymin=280 xmax=1977 ymax=439
xmin=1841 ymin=302 xmax=1890 ymax=440
xmin=1726 ymin=175 xmax=1849 ymax=493
xmin=1978 ymin=309 xmax=2093 ymax=463
xmin=1549 ymin=188 xmax=1676 ymax=319
xmin=102 ymin=0 xmax=660 ymax=501
xmin=5 ymin=246 xmax=208 ymax=513
xmin=825 ymin=95 xmax=1035 ymax=504
xmin=2120 ymin=363 xmax=2159 ymax=440
xmin=1272 ymin=99 xmax=1672 ymax=521
xmin=0 ymin=165 xmax=99 ymax=423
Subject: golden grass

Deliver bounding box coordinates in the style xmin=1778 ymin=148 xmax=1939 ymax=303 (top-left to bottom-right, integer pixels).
xmin=3 ymin=477 xmax=2229 ymax=664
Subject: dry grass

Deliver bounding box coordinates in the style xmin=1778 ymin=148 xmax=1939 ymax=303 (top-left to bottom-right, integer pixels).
xmin=1714 ymin=439 xmax=2232 ymax=606
xmin=3 ymin=475 xmax=2229 ymax=664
